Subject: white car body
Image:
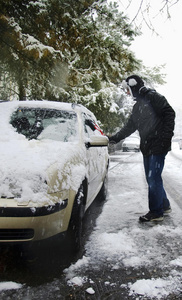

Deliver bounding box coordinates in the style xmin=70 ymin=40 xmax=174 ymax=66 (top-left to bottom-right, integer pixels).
xmin=0 ymin=101 xmax=109 ymax=249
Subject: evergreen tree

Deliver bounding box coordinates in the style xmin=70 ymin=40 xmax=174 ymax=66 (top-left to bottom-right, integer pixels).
xmin=0 ymin=0 xmax=165 ymax=132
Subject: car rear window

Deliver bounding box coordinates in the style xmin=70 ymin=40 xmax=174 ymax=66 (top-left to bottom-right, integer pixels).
xmin=10 ymin=107 xmax=78 ymax=142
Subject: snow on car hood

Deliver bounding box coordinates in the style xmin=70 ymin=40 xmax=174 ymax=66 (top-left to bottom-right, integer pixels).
xmin=0 ymin=101 xmax=87 ymax=206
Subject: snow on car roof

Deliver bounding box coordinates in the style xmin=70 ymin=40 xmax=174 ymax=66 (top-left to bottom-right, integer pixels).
xmin=0 ymin=100 xmax=95 ymax=118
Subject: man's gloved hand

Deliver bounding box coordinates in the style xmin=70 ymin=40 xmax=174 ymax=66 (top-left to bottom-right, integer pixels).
xmin=106 ymin=136 xmax=116 ymax=144
xmin=106 ymin=136 xmax=116 ymax=153
xmin=109 ymin=140 xmax=116 ymax=145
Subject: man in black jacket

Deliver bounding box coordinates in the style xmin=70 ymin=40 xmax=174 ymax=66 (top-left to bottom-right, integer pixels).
xmin=109 ymin=75 xmax=175 ymax=222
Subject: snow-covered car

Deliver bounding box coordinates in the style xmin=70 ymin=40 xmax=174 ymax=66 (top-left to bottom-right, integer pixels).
xmin=0 ymin=101 xmax=109 ymax=251
xmin=122 ymin=136 xmax=140 ymax=152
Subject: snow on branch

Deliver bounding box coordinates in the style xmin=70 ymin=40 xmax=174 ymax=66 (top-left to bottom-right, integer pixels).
xmin=7 ymin=17 xmax=63 ymax=60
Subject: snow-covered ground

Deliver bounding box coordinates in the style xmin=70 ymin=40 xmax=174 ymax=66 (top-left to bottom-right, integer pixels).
xmin=0 ymin=143 xmax=181 ymax=298
xmin=0 ymin=282 xmax=23 ymax=292
xmin=65 ymin=144 xmax=182 ymax=299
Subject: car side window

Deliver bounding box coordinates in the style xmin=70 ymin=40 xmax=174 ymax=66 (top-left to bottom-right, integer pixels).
xmin=82 ymin=113 xmax=94 ymax=138
xmin=82 ymin=113 xmax=103 ymax=138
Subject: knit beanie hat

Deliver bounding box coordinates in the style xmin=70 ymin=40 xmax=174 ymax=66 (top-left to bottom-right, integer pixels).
xmin=125 ymin=75 xmax=144 ymax=98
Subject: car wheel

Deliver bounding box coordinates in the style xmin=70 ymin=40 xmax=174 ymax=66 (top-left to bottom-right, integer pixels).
xmin=67 ymin=184 xmax=85 ymax=253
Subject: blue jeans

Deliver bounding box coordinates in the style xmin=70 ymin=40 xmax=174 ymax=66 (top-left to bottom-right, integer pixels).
xmin=143 ymin=154 xmax=170 ymax=215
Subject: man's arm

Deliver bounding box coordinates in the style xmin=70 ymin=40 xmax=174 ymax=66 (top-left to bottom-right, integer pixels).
xmin=148 ymin=91 xmax=175 ymax=148
xmin=109 ymin=115 xmax=137 ymax=144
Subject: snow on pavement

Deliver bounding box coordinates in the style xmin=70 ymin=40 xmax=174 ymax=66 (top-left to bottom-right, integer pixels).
xmin=65 ymin=148 xmax=182 ymax=299
xmin=0 ymin=282 xmax=23 ymax=291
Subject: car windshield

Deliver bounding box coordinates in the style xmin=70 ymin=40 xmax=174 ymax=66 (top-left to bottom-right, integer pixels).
xmin=10 ymin=107 xmax=78 ymax=142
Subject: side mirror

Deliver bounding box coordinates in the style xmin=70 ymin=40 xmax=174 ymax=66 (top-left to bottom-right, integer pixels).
xmin=86 ymin=135 xmax=109 ymax=148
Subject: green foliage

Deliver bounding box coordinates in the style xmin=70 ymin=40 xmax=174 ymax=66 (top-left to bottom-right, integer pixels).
xmin=141 ymin=65 xmax=166 ymax=86
xmin=0 ymin=0 xmax=165 ymax=132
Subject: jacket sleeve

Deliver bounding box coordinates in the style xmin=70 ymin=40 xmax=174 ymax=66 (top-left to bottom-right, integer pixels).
xmin=148 ymin=91 xmax=175 ymax=144
xmin=109 ymin=115 xmax=137 ymax=144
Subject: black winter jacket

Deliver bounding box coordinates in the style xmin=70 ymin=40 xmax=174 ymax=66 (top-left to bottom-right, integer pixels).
xmin=110 ymin=88 xmax=175 ymax=156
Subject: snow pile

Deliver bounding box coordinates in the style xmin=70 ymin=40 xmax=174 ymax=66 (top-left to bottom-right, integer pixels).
xmin=0 ymin=282 xmax=23 ymax=291
xmin=67 ymin=276 xmax=87 ymax=287
xmin=0 ymin=137 xmax=85 ymax=205
xmin=65 ymin=256 xmax=90 ymax=280
xmin=129 ymin=277 xmax=178 ymax=299
xmin=86 ymin=287 xmax=95 ymax=294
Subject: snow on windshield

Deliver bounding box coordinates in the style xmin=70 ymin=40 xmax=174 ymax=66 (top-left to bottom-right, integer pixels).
xmin=0 ymin=101 xmax=86 ymax=206
xmin=10 ymin=107 xmax=78 ymax=142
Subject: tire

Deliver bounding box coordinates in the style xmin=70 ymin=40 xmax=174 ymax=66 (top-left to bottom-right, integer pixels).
xmin=67 ymin=184 xmax=85 ymax=253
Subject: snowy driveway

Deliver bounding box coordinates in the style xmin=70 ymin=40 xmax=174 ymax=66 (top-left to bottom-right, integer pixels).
xmin=0 ymin=148 xmax=182 ymax=299
xmin=64 ymin=149 xmax=182 ymax=299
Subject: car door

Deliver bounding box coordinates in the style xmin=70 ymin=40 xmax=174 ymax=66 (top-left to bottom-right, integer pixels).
xmin=82 ymin=113 xmax=106 ymax=206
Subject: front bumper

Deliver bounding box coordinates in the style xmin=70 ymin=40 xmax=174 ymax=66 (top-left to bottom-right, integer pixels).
xmin=0 ymin=197 xmax=73 ymax=242
xmin=0 ymin=200 xmax=68 ymax=217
